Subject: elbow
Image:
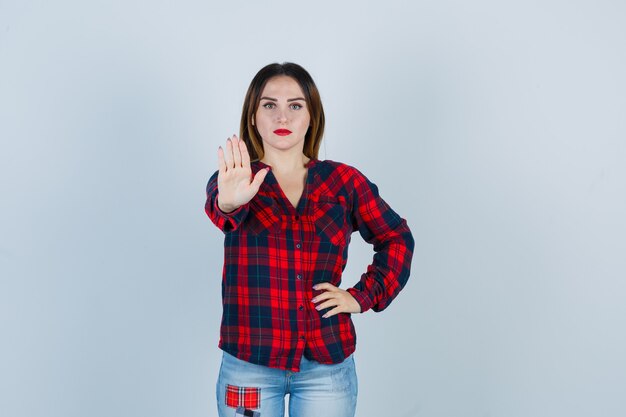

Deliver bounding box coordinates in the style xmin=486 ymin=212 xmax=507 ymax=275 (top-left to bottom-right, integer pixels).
xmin=403 ymin=225 xmax=415 ymax=253
xmin=404 ymin=230 xmax=415 ymax=260
xmin=398 ymin=218 xmax=415 ymax=256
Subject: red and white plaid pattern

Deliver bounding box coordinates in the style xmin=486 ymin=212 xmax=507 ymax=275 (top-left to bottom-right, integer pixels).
xmin=225 ymin=384 xmax=261 ymax=409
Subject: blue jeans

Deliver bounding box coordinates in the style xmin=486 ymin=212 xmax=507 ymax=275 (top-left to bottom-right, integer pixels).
xmin=216 ymin=351 xmax=358 ymax=417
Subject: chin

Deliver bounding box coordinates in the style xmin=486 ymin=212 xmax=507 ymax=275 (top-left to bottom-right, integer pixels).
xmin=263 ymin=139 xmax=304 ymax=151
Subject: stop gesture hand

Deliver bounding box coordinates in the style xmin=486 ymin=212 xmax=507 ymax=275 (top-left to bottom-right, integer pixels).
xmin=217 ymin=134 xmax=269 ymax=213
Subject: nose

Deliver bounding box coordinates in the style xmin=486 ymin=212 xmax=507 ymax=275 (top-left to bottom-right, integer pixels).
xmin=276 ymin=108 xmax=288 ymax=123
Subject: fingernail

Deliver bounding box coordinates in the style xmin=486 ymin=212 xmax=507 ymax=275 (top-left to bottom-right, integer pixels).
xmin=322 ymin=314 xmax=328 ymax=318
xmin=311 ymin=298 xmax=317 ymax=303
xmin=313 ymin=285 xmax=318 ymax=290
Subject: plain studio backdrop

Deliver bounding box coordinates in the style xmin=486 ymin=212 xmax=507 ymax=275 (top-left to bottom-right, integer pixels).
xmin=1 ymin=1 xmax=625 ymax=416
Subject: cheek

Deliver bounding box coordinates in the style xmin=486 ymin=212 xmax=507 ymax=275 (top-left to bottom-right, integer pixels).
xmin=299 ymin=114 xmax=311 ymax=129
xmin=255 ymin=115 xmax=271 ymax=132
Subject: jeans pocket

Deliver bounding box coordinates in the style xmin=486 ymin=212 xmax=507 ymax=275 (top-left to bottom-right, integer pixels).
xmin=331 ymin=364 xmax=353 ymax=392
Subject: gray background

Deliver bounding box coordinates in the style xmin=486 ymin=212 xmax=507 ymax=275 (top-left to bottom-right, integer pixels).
xmin=1 ymin=1 xmax=625 ymax=416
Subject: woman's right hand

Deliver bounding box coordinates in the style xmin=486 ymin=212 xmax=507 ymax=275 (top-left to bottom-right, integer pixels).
xmin=216 ymin=134 xmax=269 ymax=213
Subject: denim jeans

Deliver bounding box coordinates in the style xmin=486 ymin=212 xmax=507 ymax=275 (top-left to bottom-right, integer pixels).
xmin=216 ymin=351 xmax=358 ymax=417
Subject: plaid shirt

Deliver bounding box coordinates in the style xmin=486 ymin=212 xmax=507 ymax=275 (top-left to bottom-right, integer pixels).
xmin=205 ymin=159 xmax=414 ymax=372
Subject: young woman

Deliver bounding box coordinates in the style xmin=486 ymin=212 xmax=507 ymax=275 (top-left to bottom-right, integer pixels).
xmin=205 ymin=62 xmax=414 ymax=417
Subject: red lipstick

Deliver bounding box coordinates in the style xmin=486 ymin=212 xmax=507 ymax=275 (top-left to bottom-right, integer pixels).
xmin=274 ymin=129 xmax=292 ymax=136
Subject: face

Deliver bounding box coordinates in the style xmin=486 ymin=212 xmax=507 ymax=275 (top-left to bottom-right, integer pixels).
xmin=253 ymin=76 xmax=311 ymax=157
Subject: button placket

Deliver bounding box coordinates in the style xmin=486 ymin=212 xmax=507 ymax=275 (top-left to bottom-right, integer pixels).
xmin=293 ymin=211 xmax=306 ymax=351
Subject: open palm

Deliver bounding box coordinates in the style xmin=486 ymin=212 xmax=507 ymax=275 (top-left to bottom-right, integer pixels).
xmin=216 ymin=134 xmax=269 ymax=213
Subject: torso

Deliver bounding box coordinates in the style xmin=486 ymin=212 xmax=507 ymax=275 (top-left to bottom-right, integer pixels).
xmin=272 ymin=168 xmax=307 ymax=209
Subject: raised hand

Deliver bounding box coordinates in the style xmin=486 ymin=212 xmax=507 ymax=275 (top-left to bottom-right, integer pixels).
xmin=217 ymin=134 xmax=269 ymax=213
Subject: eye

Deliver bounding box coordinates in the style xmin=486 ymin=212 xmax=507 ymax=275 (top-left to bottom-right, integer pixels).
xmin=262 ymin=102 xmax=276 ymax=109
xmin=290 ymin=103 xmax=303 ymax=110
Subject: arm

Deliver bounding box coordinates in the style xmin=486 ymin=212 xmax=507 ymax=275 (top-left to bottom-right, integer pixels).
xmin=204 ymin=135 xmax=269 ymax=233
xmin=346 ymin=168 xmax=415 ymax=313
xmin=205 ymin=169 xmax=250 ymax=233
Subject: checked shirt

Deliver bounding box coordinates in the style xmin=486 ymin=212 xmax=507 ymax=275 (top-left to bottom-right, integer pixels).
xmin=205 ymin=159 xmax=414 ymax=372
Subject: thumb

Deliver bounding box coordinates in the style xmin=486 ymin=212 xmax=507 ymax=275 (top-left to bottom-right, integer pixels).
xmin=250 ymin=167 xmax=269 ymax=191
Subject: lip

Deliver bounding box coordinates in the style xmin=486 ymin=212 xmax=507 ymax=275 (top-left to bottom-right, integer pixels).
xmin=274 ymin=129 xmax=292 ymax=136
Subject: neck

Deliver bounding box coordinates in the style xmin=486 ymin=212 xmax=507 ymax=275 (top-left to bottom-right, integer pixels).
xmin=261 ymin=150 xmax=310 ymax=174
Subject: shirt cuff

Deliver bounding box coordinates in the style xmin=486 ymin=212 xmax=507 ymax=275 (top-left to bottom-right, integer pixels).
xmin=214 ymin=197 xmax=249 ymax=232
xmin=347 ymin=288 xmax=374 ymax=314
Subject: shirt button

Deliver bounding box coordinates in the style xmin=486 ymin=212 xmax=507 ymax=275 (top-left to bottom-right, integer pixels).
xmin=296 ymin=243 xmax=301 ymax=249
xmin=296 ymin=274 xmax=302 ymax=280
xmin=299 ymin=305 xmax=304 ymax=311
xmin=299 ymin=335 xmax=305 ymax=340
xmin=295 ymin=215 xmax=300 ymax=221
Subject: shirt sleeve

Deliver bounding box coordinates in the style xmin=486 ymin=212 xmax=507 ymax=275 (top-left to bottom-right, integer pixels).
xmin=205 ymin=170 xmax=250 ymax=233
xmin=346 ymin=168 xmax=415 ymax=313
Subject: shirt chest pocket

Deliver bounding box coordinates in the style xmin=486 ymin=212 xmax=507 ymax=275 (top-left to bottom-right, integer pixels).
xmin=313 ymin=195 xmax=349 ymax=247
xmin=246 ymin=194 xmax=281 ymax=236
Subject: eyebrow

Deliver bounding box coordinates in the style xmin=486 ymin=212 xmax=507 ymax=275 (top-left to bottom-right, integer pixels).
xmin=260 ymin=96 xmax=306 ymax=102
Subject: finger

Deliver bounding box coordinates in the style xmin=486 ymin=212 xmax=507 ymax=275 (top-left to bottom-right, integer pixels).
xmin=224 ymin=138 xmax=234 ymax=168
xmin=313 ymin=283 xmax=338 ymax=292
xmin=232 ymin=135 xmax=242 ymax=167
xmin=250 ymin=167 xmax=269 ymax=191
xmin=315 ymin=299 xmax=340 ymax=311
xmin=218 ymin=146 xmax=227 ymax=173
xmin=239 ymin=138 xmax=251 ymax=168
xmin=312 ymin=291 xmax=336 ymax=303
xmin=323 ymin=306 xmax=344 ymax=319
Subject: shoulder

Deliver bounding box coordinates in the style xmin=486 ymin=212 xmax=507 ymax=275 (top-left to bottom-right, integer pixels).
xmin=314 ymin=159 xmax=365 ymax=178
xmin=314 ymin=159 xmax=370 ymax=187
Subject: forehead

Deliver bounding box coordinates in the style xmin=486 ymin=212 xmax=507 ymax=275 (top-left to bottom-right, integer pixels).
xmin=261 ymin=76 xmax=305 ymax=98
